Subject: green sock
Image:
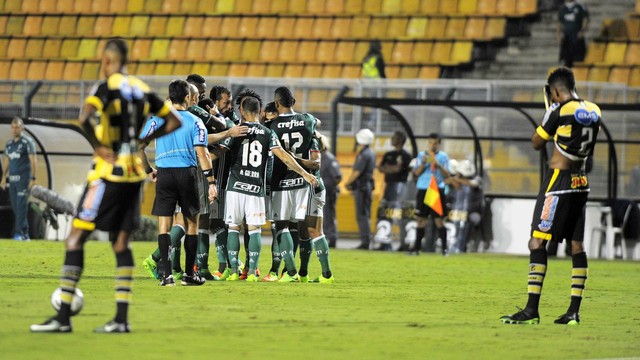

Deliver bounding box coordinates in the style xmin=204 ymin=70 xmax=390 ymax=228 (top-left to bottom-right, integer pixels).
xmin=299 ymin=238 xmax=312 ymax=277
xmin=248 ymin=229 xmax=262 ymax=275
xmin=196 ymin=230 xmax=210 ymax=270
xmin=227 ymin=229 xmax=240 ymax=273
xmin=279 ymin=228 xmax=297 ymax=275
xmin=269 ymin=224 xmax=281 ymax=273
xmin=312 ymin=235 xmax=332 ymax=278
xmin=214 ymin=227 xmax=228 ymax=272
xmin=151 ymin=248 xmax=161 ymax=263
xmin=169 ymin=225 xmax=185 ymax=273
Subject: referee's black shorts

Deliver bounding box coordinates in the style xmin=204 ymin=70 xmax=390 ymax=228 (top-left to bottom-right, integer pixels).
xmin=152 ymin=167 xmax=199 ymax=218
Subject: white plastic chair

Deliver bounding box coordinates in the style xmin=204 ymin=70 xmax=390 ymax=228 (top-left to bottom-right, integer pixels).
xmin=590 ymin=204 xmax=633 ymax=260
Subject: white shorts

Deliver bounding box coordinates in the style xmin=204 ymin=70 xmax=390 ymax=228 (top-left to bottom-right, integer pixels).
xmin=306 ymin=189 xmax=326 ymax=218
xmin=224 ymin=191 xmax=266 ymax=227
xmin=271 ymin=187 xmax=310 ymax=222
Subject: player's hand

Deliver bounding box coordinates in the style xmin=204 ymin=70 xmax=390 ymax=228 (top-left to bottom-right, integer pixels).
xmin=148 ymin=168 xmax=158 ymax=182
xmin=303 ymin=173 xmax=318 ymax=187
xmin=208 ymin=183 xmax=217 ymax=202
xmin=95 ymin=145 xmax=116 ymax=163
xmin=228 ymin=125 xmax=249 ymax=138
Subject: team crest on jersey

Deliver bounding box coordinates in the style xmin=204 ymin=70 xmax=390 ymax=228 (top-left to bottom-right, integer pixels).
xmin=574 ymin=108 xmax=598 ymax=125
xmin=538 ymin=195 xmax=558 ymax=232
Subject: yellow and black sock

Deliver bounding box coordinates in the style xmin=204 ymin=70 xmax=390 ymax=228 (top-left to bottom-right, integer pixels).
xmin=568 ymin=251 xmax=588 ymax=313
xmin=525 ymin=248 xmax=547 ymax=312
xmin=114 ymin=249 xmax=133 ymax=324
xmin=57 ymin=250 xmax=83 ymax=322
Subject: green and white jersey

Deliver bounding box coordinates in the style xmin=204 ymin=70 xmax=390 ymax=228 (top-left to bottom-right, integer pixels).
xmin=310 ymin=135 xmax=325 ymax=193
xmin=268 ymin=112 xmax=316 ymax=191
xmin=211 ymin=116 xmax=237 ymax=192
xmin=220 ymin=122 xmax=281 ymax=197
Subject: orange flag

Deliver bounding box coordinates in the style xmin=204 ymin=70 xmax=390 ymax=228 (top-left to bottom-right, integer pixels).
xmin=423 ymin=163 xmax=443 ymax=216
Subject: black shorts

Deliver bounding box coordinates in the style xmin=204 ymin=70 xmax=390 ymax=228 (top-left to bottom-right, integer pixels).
xmin=74 ymin=179 xmax=142 ymax=232
xmin=415 ymin=188 xmax=448 ymax=219
xmin=530 ymin=169 xmax=589 ymax=243
xmin=152 ymin=167 xmax=199 ymax=218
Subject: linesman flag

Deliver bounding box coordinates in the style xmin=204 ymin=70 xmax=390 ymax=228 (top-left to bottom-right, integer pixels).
xmin=423 ymin=163 xmax=443 ymax=216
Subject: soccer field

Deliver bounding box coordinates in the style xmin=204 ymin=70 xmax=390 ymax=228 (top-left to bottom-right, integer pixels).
xmin=1 ymin=240 xmax=639 ymax=360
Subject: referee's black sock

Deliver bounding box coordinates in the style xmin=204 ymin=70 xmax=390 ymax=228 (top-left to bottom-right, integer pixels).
xmin=413 ymin=227 xmax=425 ymax=252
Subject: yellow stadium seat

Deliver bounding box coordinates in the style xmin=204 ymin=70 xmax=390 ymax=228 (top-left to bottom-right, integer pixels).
xmin=325 ymin=0 xmax=346 ymax=14
xmin=625 ymin=42 xmax=640 ymax=65
xmin=418 ymin=65 xmax=439 ymax=78
xmin=56 ymin=16 xmax=77 ymax=36
xmin=391 ymin=42 xmax=413 ymax=64
xmin=205 ymin=40 xmax=225 ymax=61
xmin=149 ymin=38 xmax=171 ymax=60
xmin=127 ymin=0 xmax=145 ymax=13
xmin=4 ymin=0 xmax=22 ymax=12
xmin=407 ymin=17 xmax=428 ymax=38
xmin=517 ymin=0 xmax=537 ymax=15
xmin=303 ymin=64 xmax=323 ymax=78
xmin=129 ymin=15 xmax=150 ymax=36
xmin=588 ymin=66 xmax=610 ymax=82
xmin=0 ymin=15 xmax=6 ymax=34
xmin=334 ymin=41 xmax=356 ymax=62
xmin=136 ymin=62 xmax=156 ymax=76
xmin=307 ymin=0 xmax=325 ymax=13
xmin=420 ymin=0 xmax=440 ymax=15
xmin=9 ymin=60 xmax=29 ymax=80
xmin=166 ymin=16 xmax=186 ymax=37
xmin=354 ymin=41 xmax=372 ymax=62
xmin=464 ymin=17 xmax=486 ymax=40
xmin=25 ymin=39 xmax=45 ymax=58
xmin=571 ymin=66 xmax=589 ymax=82
xmin=148 ymin=16 xmax=168 ymax=36
xmin=412 ymin=41 xmax=433 ymax=63
xmin=316 ymin=40 xmax=337 ymax=62
xmin=629 ymin=66 xmax=640 ymax=86
xmin=387 ymin=17 xmax=408 ymax=39
xmin=278 ymin=40 xmax=299 ymax=61
xmin=401 ymin=0 xmax=420 ymax=13
xmin=369 ymin=16 xmax=390 ymax=38
xmin=362 ymin=0 xmax=382 ymax=14
xmin=637 ymin=0 xmax=640 ymax=14
xmin=163 ymin=0 xmax=182 ymax=13
xmin=216 ymin=0 xmax=236 ymax=13
xmin=609 ymin=66 xmax=631 ymax=84
xmin=283 ymin=64 xmax=304 ymax=78
xmin=132 ymin=39 xmax=152 ymax=60
xmin=22 ymin=16 xmax=43 ymax=36
xmin=426 ymin=17 xmax=447 ymax=39
xmin=251 ymin=0 xmax=270 ymax=13
xmin=476 ymin=0 xmax=497 ymax=15
xmin=399 ymin=65 xmax=419 ymax=79
xmin=458 ymin=0 xmax=478 ymax=14
xmin=265 ymin=63 xmax=284 ymax=77
xmin=61 ymin=39 xmax=81 ymax=59
xmin=94 ymin=16 xmax=114 ymax=36
xmin=220 ymin=16 xmax=240 ymax=38
xmin=256 ymin=17 xmax=277 ymax=37
xmin=109 ymin=0 xmax=127 ymax=13
xmin=112 ymin=16 xmax=132 ymax=36
xmin=449 ymin=41 xmax=473 ymax=64
xmin=55 ymin=0 xmax=74 ymax=12
xmin=626 ymin=17 xmax=640 ymax=39
xmin=322 ymin=64 xmax=342 ymax=78
xmin=77 ymin=38 xmax=98 ymax=60
xmin=154 ymin=62 xmax=174 ymax=76
xmin=71 ymin=1 xmax=92 ymax=13
xmin=21 ymin=0 xmax=40 ymax=12
xmin=276 ymin=17 xmax=297 ymax=39
xmin=431 ymin=41 xmax=452 ymax=64
xmin=350 ymin=16 xmax=370 ymax=38
xmin=5 ymin=16 xmax=24 ymax=35
xmin=238 ymin=16 xmax=259 ymax=38
xmin=259 ymin=40 xmax=280 ymax=62
xmin=7 ymin=38 xmax=27 ymax=58
xmin=191 ymin=62 xmax=211 ymax=77
xmin=183 ymin=16 xmax=204 ymax=37
xmin=234 ymin=0 xmax=252 ymax=13
xmin=602 ymin=42 xmax=627 ymax=65
xmin=173 ymin=62 xmax=192 ymax=76
xmin=246 ymin=63 xmax=266 ymax=77
xmin=81 ymin=61 xmax=100 ymax=80
xmin=168 ymin=39 xmax=189 ymax=60
xmin=581 ymin=42 xmax=605 ymax=64
xmin=271 ymin=0 xmax=290 ymax=13
xmin=95 ymin=39 xmax=108 ymax=58
xmin=382 ymin=0 xmax=401 ymax=14
xmin=345 ymin=0 xmax=363 ymax=14
xmin=297 ymin=40 xmax=318 ymax=62
xmin=496 ymin=0 xmax=516 ymax=15
xmin=0 ymin=60 xmax=11 ymax=79
xmin=241 ymin=40 xmax=261 ymax=61
xmin=202 ymin=17 xmax=222 ymax=37
xmin=385 ymin=64 xmax=400 ymax=78
xmin=223 ymin=40 xmax=243 ymax=61
xmin=62 ymin=61 xmax=83 ymax=80
xmin=185 ymin=39 xmax=207 ymax=60
xmin=329 ymin=17 xmax=349 ymax=39
xmin=76 ymin=16 xmax=96 ymax=36
xmin=27 ymin=60 xmax=47 ymax=80
xmin=485 ymin=17 xmax=506 ymax=39
xmin=42 ymin=38 xmax=61 ymax=58
xmin=445 ymin=17 xmax=467 ymax=39
xmin=43 ymin=60 xmax=63 ymax=80
xmin=0 ymin=38 xmax=8 ymax=58
xmin=439 ymin=0 xmax=458 ymax=14
xmin=313 ymin=17 xmax=333 ymax=39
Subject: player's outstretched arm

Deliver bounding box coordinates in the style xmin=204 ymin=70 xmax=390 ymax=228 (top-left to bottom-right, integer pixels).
xmin=208 ymin=125 xmax=249 ymax=144
xmin=272 ymin=147 xmax=318 ymax=187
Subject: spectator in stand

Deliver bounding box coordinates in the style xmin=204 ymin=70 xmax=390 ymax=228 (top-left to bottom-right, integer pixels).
xmin=557 ymin=0 xmax=589 ymax=67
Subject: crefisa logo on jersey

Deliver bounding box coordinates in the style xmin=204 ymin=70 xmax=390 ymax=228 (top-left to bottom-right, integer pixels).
xmin=574 ymin=108 xmax=598 ymax=125
xmin=277 ymin=120 xmax=304 ymax=129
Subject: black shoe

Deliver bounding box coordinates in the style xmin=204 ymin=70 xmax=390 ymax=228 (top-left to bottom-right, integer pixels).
xmin=181 ymin=273 xmax=206 ymax=286
xmin=500 ymin=307 xmax=540 ymax=324
xmin=94 ymin=320 xmax=130 ymax=333
xmin=554 ymin=312 xmax=580 ymax=325
xmin=159 ymin=275 xmax=175 ymax=286
xmin=354 ymin=243 xmax=370 ymax=250
xmin=30 ymin=317 xmax=72 ymax=333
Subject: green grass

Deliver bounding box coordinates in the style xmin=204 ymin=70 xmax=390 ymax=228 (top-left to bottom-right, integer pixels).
xmin=1 ymin=239 xmax=639 ymax=360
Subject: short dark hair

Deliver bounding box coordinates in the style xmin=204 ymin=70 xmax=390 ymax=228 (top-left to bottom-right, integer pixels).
xmin=427 ymin=133 xmax=441 ymax=141
xmin=274 ymin=86 xmax=296 ymax=107
xmin=209 ymin=85 xmax=230 ymax=101
xmin=393 ymin=130 xmax=407 ymax=145
xmin=168 ymin=79 xmax=189 ymax=105
xmin=241 ymin=96 xmax=260 ymax=114
xmin=198 ymin=98 xmax=214 ymax=110
xmin=104 ymin=38 xmax=128 ymax=65
xmin=186 ymin=74 xmax=206 ymax=85
xmin=264 ymin=101 xmax=277 ymax=114
xmin=547 ymin=67 xmax=575 ymax=92
xmin=235 ymin=88 xmax=263 ymax=109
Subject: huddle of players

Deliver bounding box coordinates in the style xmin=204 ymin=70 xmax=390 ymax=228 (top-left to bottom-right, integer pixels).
xmin=142 ymin=75 xmax=335 ymax=285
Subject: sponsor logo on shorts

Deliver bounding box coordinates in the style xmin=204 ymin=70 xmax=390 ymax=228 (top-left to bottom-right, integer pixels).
xmin=571 ymin=175 xmax=588 ymax=189
xmin=538 ymin=195 xmax=558 ymax=232
xmin=233 ymin=181 xmax=260 ymax=193
xmin=279 ymin=178 xmax=304 ymax=188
